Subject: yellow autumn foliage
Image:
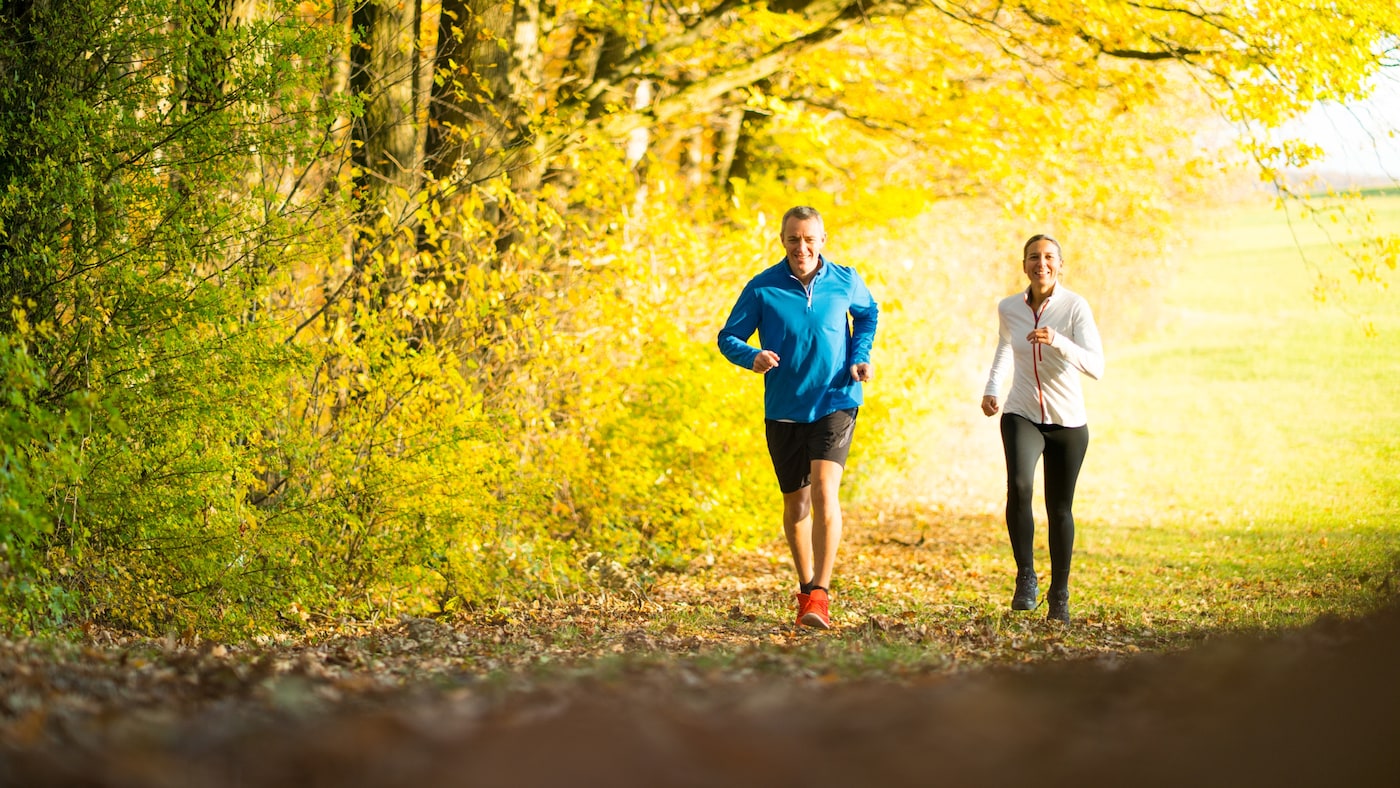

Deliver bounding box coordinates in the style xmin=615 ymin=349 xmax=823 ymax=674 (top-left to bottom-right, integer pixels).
xmin=0 ymin=0 xmax=1392 ymax=635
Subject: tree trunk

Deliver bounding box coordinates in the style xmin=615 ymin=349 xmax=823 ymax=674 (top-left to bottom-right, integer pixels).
xmin=712 ymin=104 xmax=746 ymax=190
xmin=352 ymin=0 xmax=426 ymax=232
xmin=427 ymin=0 xmax=516 ymax=185
xmin=427 ymin=0 xmax=553 ymax=260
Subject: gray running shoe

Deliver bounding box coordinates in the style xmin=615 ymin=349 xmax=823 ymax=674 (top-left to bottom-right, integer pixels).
xmin=1011 ymin=568 xmax=1038 ymax=611
xmin=1046 ymin=588 xmax=1070 ymax=624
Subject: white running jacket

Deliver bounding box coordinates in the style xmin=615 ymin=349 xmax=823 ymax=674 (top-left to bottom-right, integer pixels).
xmin=983 ymin=285 xmax=1104 ymax=427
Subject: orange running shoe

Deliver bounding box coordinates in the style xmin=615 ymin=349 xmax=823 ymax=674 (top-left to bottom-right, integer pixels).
xmin=795 ymin=592 xmax=811 ymax=627
xmin=799 ymin=588 xmax=831 ymax=630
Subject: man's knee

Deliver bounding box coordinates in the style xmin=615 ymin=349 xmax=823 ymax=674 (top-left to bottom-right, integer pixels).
xmin=782 ymin=489 xmax=811 ymax=519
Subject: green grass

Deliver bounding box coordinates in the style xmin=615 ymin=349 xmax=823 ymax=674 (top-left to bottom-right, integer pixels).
xmin=1076 ymin=194 xmax=1400 ymax=632
xmin=1315 ymin=184 xmax=1400 ymax=199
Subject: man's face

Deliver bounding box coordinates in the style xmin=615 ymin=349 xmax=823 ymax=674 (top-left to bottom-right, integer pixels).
xmin=782 ymin=217 xmax=826 ymax=280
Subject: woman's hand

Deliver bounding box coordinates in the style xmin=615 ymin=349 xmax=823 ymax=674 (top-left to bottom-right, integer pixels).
xmin=981 ymin=395 xmax=999 ymax=417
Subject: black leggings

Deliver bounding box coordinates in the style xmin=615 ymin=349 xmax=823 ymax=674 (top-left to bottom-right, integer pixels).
xmin=1000 ymin=413 xmax=1089 ymax=590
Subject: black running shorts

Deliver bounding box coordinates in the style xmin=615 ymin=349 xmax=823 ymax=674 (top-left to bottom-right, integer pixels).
xmin=764 ymin=407 xmax=858 ymax=494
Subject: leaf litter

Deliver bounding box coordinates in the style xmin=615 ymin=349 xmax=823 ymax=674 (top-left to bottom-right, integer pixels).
xmin=0 ymin=505 xmax=1396 ymax=786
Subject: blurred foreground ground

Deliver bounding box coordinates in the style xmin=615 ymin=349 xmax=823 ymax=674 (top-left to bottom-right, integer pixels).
xmin=1 ymin=507 xmax=1395 ymax=787
xmin=3 ymin=603 xmax=1397 ymax=787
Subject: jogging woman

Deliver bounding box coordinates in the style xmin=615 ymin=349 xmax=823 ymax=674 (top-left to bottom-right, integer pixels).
xmin=981 ymin=234 xmax=1103 ymax=623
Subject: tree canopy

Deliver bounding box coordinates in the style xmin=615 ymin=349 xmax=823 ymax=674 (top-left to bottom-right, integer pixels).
xmin=0 ymin=0 xmax=1394 ymax=636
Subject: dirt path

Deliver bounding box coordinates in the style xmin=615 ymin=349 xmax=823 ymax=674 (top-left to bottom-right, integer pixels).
xmin=1 ymin=507 xmax=1397 ymax=786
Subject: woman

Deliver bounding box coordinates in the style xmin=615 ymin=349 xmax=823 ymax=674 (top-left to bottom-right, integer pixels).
xmin=981 ymin=234 xmax=1104 ymax=623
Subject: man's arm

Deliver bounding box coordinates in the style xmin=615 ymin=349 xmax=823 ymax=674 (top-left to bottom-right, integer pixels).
xmin=718 ymin=281 xmax=763 ymax=370
xmin=848 ymin=272 xmax=879 ymax=366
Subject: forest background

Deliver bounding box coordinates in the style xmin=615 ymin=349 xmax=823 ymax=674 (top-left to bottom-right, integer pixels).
xmin=0 ymin=0 xmax=1396 ymax=639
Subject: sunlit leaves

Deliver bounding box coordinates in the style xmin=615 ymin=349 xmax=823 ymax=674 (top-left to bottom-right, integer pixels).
xmin=0 ymin=0 xmax=343 ymax=634
xmin=1 ymin=0 xmax=1393 ymax=638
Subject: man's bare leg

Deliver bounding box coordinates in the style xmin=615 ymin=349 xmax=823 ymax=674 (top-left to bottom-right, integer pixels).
xmin=782 ymin=488 xmax=813 ymax=587
xmin=808 ymin=459 xmax=845 ymax=589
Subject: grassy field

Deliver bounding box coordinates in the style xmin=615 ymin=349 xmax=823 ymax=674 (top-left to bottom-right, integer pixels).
xmin=1069 ymin=194 xmax=1400 ymax=632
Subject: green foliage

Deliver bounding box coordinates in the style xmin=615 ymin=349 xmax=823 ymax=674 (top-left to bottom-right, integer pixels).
xmin=0 ymin=332 xmax=92 ymax=628
xmin=263 ymin=199 xmax=568 ymax=620
xmin=0 ymin=0 xmax=1393 ymax=639
xmin=0 ymin=0 xmax=343 ymax=635
xmin=546 ymin=295 xmax=771 ymax=567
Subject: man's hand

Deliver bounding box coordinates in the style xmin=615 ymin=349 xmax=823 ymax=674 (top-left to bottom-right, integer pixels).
xmin=850 ymin=362 xmax=873 ymax=383
xmin=752 ymin=350 xmax=780 ymax=374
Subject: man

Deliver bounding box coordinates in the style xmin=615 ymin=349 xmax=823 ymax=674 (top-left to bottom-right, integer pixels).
xmin=717 ymin=206 xmax=879 ymax=629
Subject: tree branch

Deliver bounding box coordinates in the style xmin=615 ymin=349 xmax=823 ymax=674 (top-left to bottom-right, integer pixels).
xmin=591 ymin=0 xmax=879 ymax=139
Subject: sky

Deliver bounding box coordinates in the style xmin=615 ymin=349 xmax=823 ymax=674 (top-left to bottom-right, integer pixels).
xmin=1280 ymin=71 xmax=1400 ymax=184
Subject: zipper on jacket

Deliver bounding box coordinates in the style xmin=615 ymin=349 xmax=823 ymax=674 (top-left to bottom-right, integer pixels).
xmin=1028 ymin=296 xmax=1049 ymax=422
xmin=790 ymin=274 xmax=814 ymax=310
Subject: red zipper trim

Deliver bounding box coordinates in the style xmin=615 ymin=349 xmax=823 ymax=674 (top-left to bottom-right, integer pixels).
xmin=1028 ymin=296 xmax=1049 ymax=422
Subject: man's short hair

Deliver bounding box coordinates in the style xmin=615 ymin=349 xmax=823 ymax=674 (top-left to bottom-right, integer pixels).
xmin=782 ymin=206 xmax=823 ymax=230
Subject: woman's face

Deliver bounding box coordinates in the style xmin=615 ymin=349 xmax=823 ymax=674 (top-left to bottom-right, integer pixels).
xmin=1022 ymin=239 xmax=1061 ymax=290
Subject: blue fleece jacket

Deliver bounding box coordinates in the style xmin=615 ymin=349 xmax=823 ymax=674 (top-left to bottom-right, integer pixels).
xmin=718 ymin=257 xmax=879 ymax=422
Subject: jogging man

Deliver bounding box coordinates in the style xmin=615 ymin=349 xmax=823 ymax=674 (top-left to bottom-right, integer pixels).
xmin=718 ymin=206 xmax=879 ymax=629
